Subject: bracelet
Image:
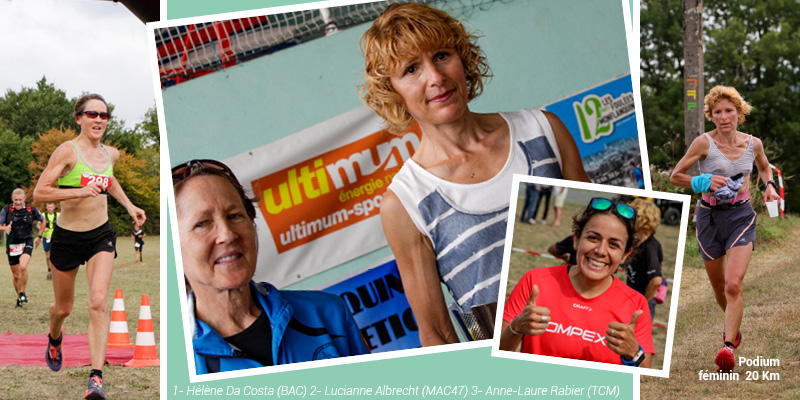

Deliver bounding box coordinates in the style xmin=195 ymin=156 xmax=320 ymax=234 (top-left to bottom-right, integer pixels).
xmin=38 ymin=235 xmax=42 ymax=239
xmin=508 ymin=318 xmax=523 ymax=336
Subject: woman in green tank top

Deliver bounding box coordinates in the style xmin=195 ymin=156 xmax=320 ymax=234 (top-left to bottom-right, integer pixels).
xmin=33 ymin=93 xmax=146 ymax=400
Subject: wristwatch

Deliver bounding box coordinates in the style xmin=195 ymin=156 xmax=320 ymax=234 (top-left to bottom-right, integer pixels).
xmin=620 ymin=345 xmax=645 ymax=367
xmin=766 ymin=180 xmax=778 ymax=191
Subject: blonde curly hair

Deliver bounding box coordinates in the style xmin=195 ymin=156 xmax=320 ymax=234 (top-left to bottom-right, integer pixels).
xmin=630 ymin=198 xmax=660 ymax=237
xmin=703 ymin=85 xmax=752 ymax=125
xmin=359 ymin=2 xmax=492 ymax=134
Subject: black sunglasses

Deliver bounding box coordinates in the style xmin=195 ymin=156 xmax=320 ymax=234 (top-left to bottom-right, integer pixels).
xmin=589 ymin=197 xmax=636 ymax=220
xmin=80 ymin=111 xmax=110 ymax=120
xmin=171 ymin=159 xmax=239 ymax=186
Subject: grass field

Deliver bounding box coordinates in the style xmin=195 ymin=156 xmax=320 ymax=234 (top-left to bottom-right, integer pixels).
xmin=506 ymin=194 xmax=680 ymax=371
xmin=0 ymin=235 xmax=160 ymax=400
xmin=640 ymin=215 xmax=800 ymax=399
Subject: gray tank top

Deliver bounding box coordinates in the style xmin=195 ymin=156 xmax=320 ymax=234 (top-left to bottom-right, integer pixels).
xmin=698 ymin=132 xmax=754 ymax=177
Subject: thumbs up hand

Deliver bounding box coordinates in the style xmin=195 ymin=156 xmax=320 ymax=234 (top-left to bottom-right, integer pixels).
xmin=606 ymin=310 xmax=643 ymax=360
xmin=509 ymin=285 xmax=552 ymax=337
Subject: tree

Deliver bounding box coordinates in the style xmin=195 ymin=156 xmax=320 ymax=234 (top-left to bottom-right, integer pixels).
xmin=26 ymin=128 xmax=160 ymax=235
xmin=136 ymin=106 xmax=159 ymax=147
xmin=0 ymin=77 xmax=75 ymax=138
xmin=641 ymin=0 xmax=800 ymax=210
xmin=0 ymin=129 xmax=35 ymax=202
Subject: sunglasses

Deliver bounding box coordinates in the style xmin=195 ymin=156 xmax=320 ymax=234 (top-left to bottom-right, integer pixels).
xmin=80 ymin=111 xmax=110 ymax=120
xmin=589 ymin=197 xmax=636 ymax=220
xmin=171 ymin=159 xmax=239 ymax=186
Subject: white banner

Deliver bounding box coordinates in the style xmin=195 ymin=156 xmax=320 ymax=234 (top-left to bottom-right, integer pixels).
xmin=224 ymin=106 xmax=422 ymax=288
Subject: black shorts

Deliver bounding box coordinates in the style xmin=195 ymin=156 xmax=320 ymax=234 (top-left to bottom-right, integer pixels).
xmin=696 ymin=202 xmax=757 ymax=261
xmin=51 ymin=221 xmax=117 ymax=272
xmin=7 ymin=238 xmax=33 ymax=265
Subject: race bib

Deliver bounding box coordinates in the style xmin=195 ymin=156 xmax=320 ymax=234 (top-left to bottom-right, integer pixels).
xmin=45 ymin=237 xmax=51 ymax=244
xmin=80 ymin=172 xmax=113 ymax=190
xmin=134 ymin=243 xmax=141 ymax=249
xmin=9 ymin=243 xmax=24 ymax=256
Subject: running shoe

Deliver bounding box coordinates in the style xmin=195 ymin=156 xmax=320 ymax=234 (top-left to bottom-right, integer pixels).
xmin=715 ymin=345 xmax=735 ymax=372
xmin=84 ymin=376 xmax=106 ymax=400
xmin=15 ymin=298 xmax=22 ymax=308
xmin=19 ymin=292 xmax=27 ymax=305
xmin=46 ymin=333 xmax=63 ymax=371
xmin=722 ymin=330 xmax=742 ymax=349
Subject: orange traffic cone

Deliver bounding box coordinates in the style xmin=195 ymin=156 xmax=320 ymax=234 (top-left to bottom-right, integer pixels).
xmin=108 ymin=289 xmax=134 ymax=348
xmin=125 ymin=294 xmax=160 ymax=367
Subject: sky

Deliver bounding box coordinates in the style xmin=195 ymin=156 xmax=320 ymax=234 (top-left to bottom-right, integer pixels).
xmin=0 ymin=0 xmax=156 ymax=129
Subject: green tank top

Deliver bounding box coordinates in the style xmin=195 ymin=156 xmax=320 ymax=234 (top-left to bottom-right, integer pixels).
xmin=58 ymin=141 xmax=114 ymax=191
xmin=43 ymin=212 xmax=59 ymax=238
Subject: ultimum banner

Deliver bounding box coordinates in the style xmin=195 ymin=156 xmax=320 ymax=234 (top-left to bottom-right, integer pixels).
xmin=543 ymin=73 xmax=641 ymax=187
xmin=322 ymin=259 xmax=420 ymax=353
xmin=225 ymin=107 xmax=422 ymax=288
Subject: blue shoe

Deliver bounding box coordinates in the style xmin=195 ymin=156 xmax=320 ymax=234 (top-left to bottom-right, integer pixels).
xmin=46 ymin=332 xmax=63 ymax=371
xmin=84 ymin=376 xmax=106 ymax=400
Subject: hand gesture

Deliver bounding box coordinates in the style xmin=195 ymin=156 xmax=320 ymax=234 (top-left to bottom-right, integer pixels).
xmin=510 ymin=285 xmax=552 ymax=337
xmin=128 ymin=206 xmax=146 ymax=227
xmin=709 ymin=175 xmax=728 ymax=192
xmin=1 ymin=221 xmax=11 ymax=235
xmin=81 ymin=180 xmax=105 ymax=198
xmin=34 ymin=236 xmax=41 ymax=249
xmin=606 ymin=310 xmax=643 ymax=360
xmin=764 ymin=184 xmax=781 ymax=202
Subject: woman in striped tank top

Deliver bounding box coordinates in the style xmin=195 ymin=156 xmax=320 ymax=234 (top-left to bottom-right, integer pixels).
xmin=670 ymin=86 xmax=780 ymax=373
xmin=359 ymin=3 xmax=589 ymax=346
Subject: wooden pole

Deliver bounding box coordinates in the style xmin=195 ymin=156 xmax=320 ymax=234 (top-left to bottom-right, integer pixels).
xmin=683 ymin=0 xmax=704 ymax=160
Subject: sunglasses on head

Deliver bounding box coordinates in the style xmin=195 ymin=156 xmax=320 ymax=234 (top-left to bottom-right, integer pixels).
xmin=589 ymin=197 xmax=636 ymax=220
xmin=80 ymin=111 xmax=110 ymax=120
xmin=171 ymin=159 xmax=239 ymax=186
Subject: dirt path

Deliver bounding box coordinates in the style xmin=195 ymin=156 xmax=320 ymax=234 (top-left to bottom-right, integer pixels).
xmin=641 ymin=224 xmax=800 ymax=399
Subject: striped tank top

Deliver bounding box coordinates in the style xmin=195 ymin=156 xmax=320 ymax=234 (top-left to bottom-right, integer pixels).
xmin=388 ymin=109 xmax=563 ymax=310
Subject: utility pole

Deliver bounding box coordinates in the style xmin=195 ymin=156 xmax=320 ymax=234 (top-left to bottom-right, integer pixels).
xmin=683 ymin=0 xmax=704 ymax=159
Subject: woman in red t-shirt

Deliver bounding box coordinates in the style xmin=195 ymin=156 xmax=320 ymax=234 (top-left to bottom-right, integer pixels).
xmin=500 ymin=198 xmax=654 ymax=368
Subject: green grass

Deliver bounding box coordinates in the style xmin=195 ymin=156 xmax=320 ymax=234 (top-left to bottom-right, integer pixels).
xmin=506 ymin=197 xmax=680 ymax=370
xmin=0 ymin=235 xmax=160 ymax=400
xmin=640 ymin=214 xmax=800 ymax=399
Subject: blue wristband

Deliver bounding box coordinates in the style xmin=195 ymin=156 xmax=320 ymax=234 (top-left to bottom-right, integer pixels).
xmin=691 ymin=174 xmax=713 ymax=193
xmin=620 ymin=345 xmax=644 ymax=367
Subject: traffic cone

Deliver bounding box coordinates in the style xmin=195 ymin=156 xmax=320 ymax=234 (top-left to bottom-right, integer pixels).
xmin=125 ymin=294 xmax=160 ymax=367
xmin=108 ymin=289 xmax=134 ymax=348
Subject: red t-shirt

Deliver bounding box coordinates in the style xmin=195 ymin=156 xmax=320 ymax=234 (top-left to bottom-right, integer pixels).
xmin=503 ymin=265 xmax=654 ymax=365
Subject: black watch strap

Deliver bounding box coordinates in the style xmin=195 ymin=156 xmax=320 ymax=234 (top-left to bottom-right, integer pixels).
xmin=766 ymin=180 xmax=778 ymax=190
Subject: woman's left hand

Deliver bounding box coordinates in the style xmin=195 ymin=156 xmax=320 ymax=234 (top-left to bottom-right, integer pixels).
xmin=128 ymin=206 xmax=147 ymax=227
xmin=765 ymin=185 xmax=781 ymax=202
xmin=606 ymin=310 xmax=643 ymax=360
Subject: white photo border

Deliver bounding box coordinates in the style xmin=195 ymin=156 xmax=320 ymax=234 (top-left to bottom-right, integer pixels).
xmin=490 ymin=174 xmax=691 ymax=379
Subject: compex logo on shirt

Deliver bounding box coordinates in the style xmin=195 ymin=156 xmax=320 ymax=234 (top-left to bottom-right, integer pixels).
xmin=545 ymin=322 xmax=607 ymax=346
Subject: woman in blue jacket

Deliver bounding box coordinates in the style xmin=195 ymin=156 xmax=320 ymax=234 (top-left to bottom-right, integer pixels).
xmin=172 ymin=159 xmax=369 ymax=374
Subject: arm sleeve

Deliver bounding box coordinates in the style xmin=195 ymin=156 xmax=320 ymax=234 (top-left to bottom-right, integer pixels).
xmin=0 ymin=206 xmax=7 ymax=225
xmin=33 ymin=207 xmax=44 ymax=221
xmin=340 ymin=297 xmax=370 ymax=356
